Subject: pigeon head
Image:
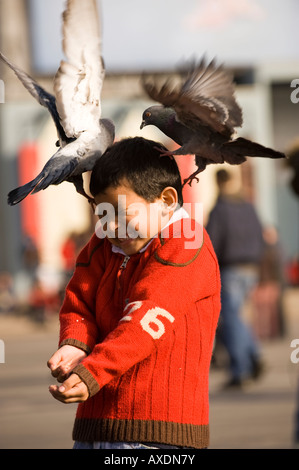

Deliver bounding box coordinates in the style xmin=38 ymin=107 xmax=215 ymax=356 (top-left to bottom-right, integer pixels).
xmin=140 ymin=105 xmax=174 ymax=130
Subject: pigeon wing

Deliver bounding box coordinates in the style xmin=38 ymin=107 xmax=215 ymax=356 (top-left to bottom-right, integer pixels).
xmin=0 ymin=52 xmax=69 ymax=146
xmin=54 ymin=0 xmax=104 ymax=138
xmin=179 ymin=59 xmax=243 ymax=130
xmin=143 ymin=58 xmax=243 ymax=138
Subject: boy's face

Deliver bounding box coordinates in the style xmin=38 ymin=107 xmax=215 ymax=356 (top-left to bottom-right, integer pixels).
xmin=94 ymin=179 xmax=177 ymax=255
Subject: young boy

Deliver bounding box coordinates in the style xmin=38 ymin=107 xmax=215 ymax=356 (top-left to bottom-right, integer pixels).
xmin=48 ymin=137 xmax=221 ymax=449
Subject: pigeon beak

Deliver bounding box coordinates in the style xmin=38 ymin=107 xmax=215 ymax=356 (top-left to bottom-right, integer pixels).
xmin=140 ymin=120 xmax=145 ymax=130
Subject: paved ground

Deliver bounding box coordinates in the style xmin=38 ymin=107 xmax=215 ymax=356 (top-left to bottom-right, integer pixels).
xmin=0 ymin=288 xmax=298 ymax=449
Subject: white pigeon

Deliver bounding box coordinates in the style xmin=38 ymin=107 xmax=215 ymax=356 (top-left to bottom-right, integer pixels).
xmin=2 ymin=0 xmax=114 ymax=205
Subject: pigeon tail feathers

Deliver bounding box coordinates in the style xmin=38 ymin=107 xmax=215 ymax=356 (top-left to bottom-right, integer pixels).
xmin=7 ymin=157 xmax=79 ymax=205
xmin=224 ymin=137 xmax=285 ymax=159
xmin=7 ymin=174 xmax=44 ymax=206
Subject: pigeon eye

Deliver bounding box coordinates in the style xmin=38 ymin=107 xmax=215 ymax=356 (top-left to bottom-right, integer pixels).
xmin=145 ymin=111 xmax=151 ymax=118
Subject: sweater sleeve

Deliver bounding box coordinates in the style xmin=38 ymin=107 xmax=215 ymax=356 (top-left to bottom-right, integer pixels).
xmin=59 ymin=235 xmax=105 ymax=354
xmin=73 ymin=222 xmax=221 ymax=397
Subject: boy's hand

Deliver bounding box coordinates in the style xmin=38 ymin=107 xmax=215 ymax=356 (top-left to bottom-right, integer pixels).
xmin=49 ymin=373 xmax=89 ymax=403
xmin=47 ymin=345 xmax=87 ymax=383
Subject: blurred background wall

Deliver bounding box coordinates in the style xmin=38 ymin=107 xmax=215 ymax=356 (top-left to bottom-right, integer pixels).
xmin=0 ymin=0 xmax=298 ymax=303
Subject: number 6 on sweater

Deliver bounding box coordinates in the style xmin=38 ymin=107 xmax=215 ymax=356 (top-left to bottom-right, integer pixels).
xmin=121 ymin=302 xmax=175 ymax=340
xmin=140 ymin=307 xmax=175 ymax=340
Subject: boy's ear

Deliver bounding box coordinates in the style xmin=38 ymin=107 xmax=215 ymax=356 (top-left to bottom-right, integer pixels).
xmin=160 ymin=187 xmax=178 ymax=213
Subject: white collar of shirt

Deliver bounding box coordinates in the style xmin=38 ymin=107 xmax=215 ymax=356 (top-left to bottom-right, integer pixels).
xmin=111 ymin=206 xmax=190 ymax=256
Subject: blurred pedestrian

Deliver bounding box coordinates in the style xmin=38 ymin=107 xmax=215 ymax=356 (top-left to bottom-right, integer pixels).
xmin=0 ymin=272 xmax=15 ymax=313
xmin=206 ymin=169 xmax=264 ymax=388
xmin=252 ymin=226 xmax=286 ymax=339
xmin=286 ymin=142 xmax=299 ymax=447
xmin=13 ymin=236 xmax=40 ymax=308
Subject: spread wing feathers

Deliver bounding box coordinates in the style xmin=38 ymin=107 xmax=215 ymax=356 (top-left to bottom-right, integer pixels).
xmin=180 ymin=59 xmax=243 ymax=129
xmin=0 ymin=52 xmax=69 ymax=146
xmin=7 ymin=156 xmax=79 ymax=205
xmin=142 ymin=58 xmax=243 ymax=138
xmin=54 ymin=0 xmax=104 ymax=138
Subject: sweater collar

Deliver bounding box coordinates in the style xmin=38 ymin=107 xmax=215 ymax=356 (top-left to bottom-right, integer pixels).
xmin=111 ymin=206 xmax=190 ymax=256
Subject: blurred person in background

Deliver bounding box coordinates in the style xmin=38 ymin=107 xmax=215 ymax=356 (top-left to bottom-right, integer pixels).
xmin=13 ymin=235 xmax=40 ymax=310
xmin=252 ymin=225 xmax=286 ymax=339
xmin=206 ymin=169 xmax=264 ymax=388
xmin=286 ymin=142 xmax=299 ymax=447
xmin=0 ymin=272 xmax=15 ymax=313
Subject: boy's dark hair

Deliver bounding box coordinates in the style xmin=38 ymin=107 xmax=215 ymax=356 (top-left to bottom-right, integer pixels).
xmin=90 ymin=137 xmax=183 ymax=206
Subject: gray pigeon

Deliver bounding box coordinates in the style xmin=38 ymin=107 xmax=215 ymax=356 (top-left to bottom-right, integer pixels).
xmin=140 ymin=59 xmax=285 ymax=186
xmin=3 ymin=0 xmax=114 ymax=206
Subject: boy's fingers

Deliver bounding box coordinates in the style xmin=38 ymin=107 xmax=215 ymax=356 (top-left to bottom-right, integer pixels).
xmin=49 ymin=366 xmax=67 ymax=382
xmin=47 ymin=358 xmax=56 ymax=370
xmin=49 ymin=374 xmax=78 ymax=396
xmin=48 ymin=358 xmax=72 ymax=380
xmin=47 ymin=355 xmax=62 ymax=376
xmin=48 ymin=374 xmax=77 ymax=395
xmin=49 ymin=374 xmax=88 ymax=403
xmin=49 ymin=366 xmax=60 ymax=377
xmin=47 ymin=349 xmax=63 ymax=367
xmin=59 ymin=373 xmax=81 ymax=392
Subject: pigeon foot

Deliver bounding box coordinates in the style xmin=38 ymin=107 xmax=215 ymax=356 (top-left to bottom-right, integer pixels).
xmin=154 ymin=146 xmax=174 ymax=160
xmin=183 ymin=171 xmax=200 ymax=187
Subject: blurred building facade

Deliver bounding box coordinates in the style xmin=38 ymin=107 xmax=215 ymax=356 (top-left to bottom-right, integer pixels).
xmin=0 ymin=0 xmax=298 ymax=288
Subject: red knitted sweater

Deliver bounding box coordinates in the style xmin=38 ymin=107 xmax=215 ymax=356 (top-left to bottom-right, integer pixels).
xmin=59 ymin=217 xmax=221 ymax=448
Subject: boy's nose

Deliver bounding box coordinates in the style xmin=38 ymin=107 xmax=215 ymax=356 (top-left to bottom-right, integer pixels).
xmin=107 ymin=218 xmax=118 ymax=236
xmin=107 ymin=217 xmax=128 ymax=239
